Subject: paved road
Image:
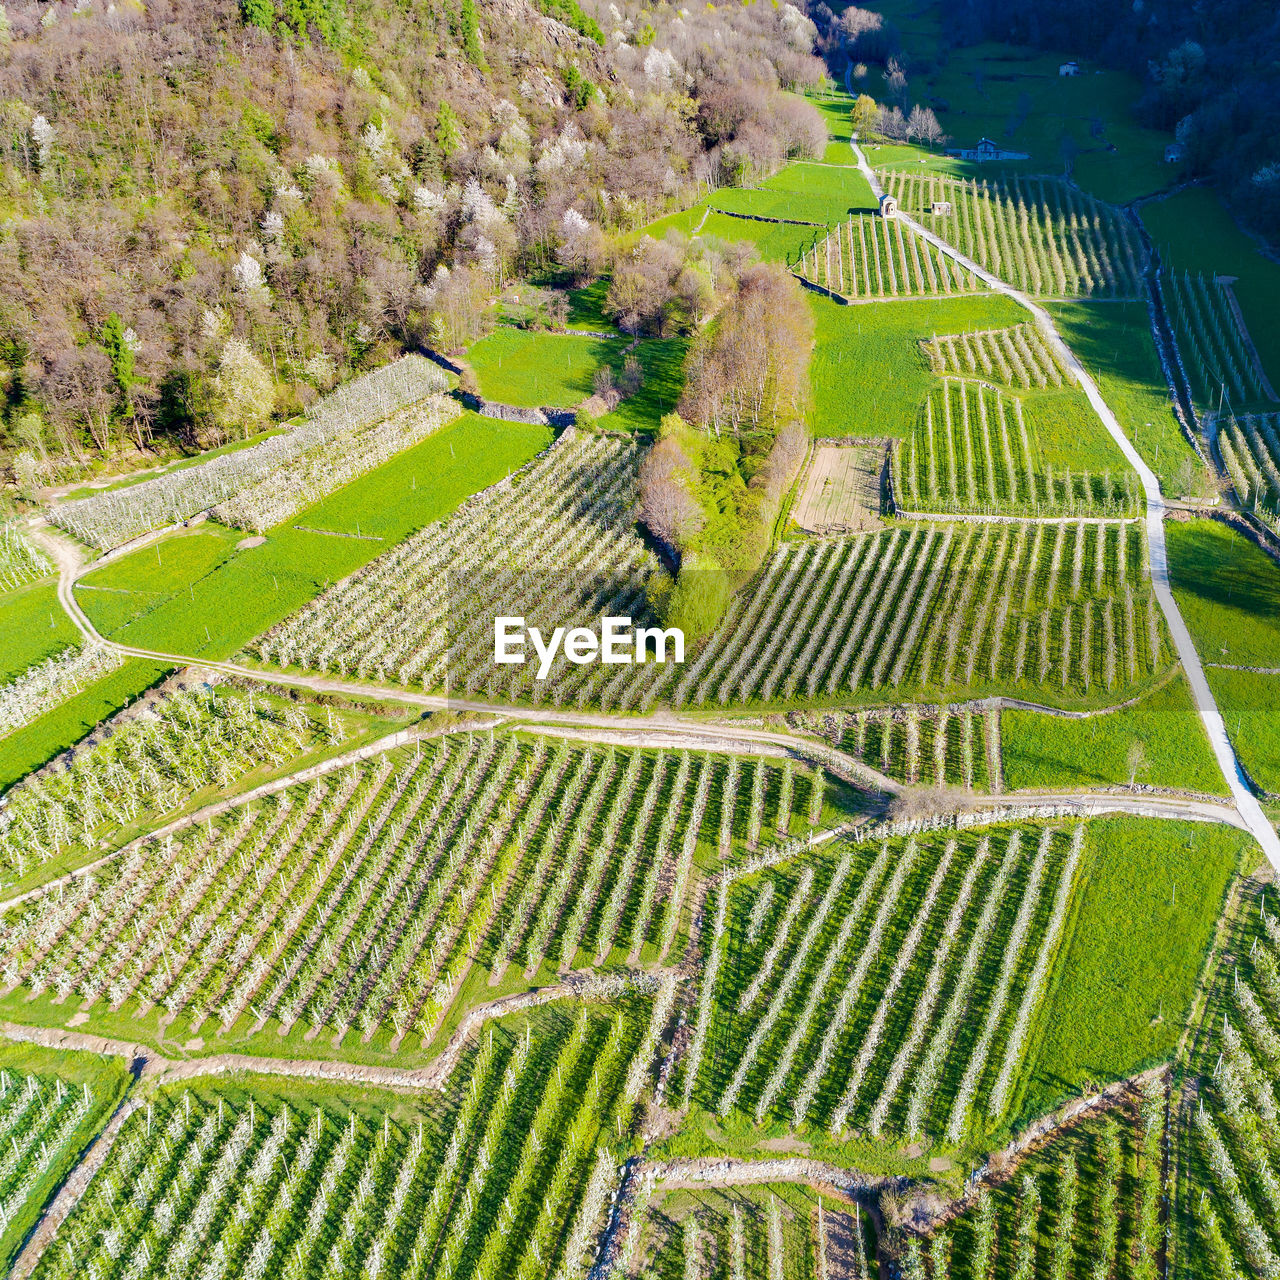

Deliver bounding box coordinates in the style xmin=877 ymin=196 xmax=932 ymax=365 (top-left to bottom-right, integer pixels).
xmin=850 ymin=142 xmax=1280 ymax=869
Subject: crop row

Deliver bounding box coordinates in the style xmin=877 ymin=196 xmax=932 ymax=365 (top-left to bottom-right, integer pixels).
xmin=0 ymin=687 xmax=322 ymax=879
xmin=51 ymin=356 xmax=449 ymax=551
xmin=921 ymin=323 xmax=1069 ymax=391
xmin=0 ymin=733 xmax=819 ymax=1046
xmin=35 ymin=992 xmax=674 ymax=1280
xmin=0 ymin=522 xmax=49 ymax=591
xmin=0 ymin=643 xmax=122 ymax=739
xmin=793 ymin=213 xmax=979 ymax=298
xmin=1163 ymin=269 xmax=1268 ymax=411
xmin=879 ymin=170 xmax=1146 ymax=298
xmin=895 ymin=378 xmax=1138 ymax=517
xmin=916 ymin=1084 xmax=1163 ymax=1280
xmin=796 ymin=703 xmax=1002 ymax=792
xmin=1217 ymin=412 xmax=1280 ymax=531
xmin=641 ymin=521 xmax=1163 ymax=709
xmin=209 ymin=396 xmax=460 ymax=535
xmin=689 ymin=824 xmax=1085 ymax=1139
xmin=0 ymin=1070 xmax=92 ymax=1239
xmin=1187 ymin=899 xmax=1280 ymax=1280
xmin=251 ymin=432 xmax=656 ymax=703
xmin=630 ymin=1187 xmax=872 ymax=1280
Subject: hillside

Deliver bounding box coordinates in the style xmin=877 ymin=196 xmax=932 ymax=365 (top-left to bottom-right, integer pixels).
xmin=0 ymin=0 xmax=822 ymax=480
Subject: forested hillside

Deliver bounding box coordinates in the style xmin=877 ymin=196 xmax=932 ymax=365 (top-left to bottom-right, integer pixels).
xmin=0 ymin=0 xmax=823 ymax=477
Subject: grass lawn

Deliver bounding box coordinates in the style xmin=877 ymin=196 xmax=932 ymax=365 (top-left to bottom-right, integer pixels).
xmin=1014 ymin=815 xmax=1247 ymax=1125
xmin=1002 ymin=673 xmax=1227 ymax=795
xmin=0 ymin=1040 xmax=132 ymax=1278
xmin=708 ymin=186 xmax=853 ymax=227
xmin=758 ymin=160 xmax=877 ymax=212
xmin=1166 ymin=517 xmax=1280 ymax=666
xmin=565 ymin=276 xmax=617 ymax=331
xmin=467 ymin=329 xmax=626 ymax=407
xmin=697 ymin=211 xmax=821 ymax=263
xmin=0 ymin=658 xmax=173 ymax=791
xmin=1141 ymin=187 xmax=1280 ymax=389
xmin=76 ymin=412 xmax=551 ymax=661
xmin=598 ymin=338 xmax=688 ymax=433
xmin=1047 ymin=300 xmax=1212 ymax=499
xmin=807 ymin=293 xmax=1025 ymax=437
xmin=1023 ymin=383 xmax=1131 ymax=473
xmin=1205 ymin=667 xmax=1280 ymax=796
xmin=0 ymin=579 xmax=83 ymax=683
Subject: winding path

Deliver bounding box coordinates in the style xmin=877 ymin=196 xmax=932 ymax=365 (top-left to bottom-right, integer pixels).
xmin=850 ymin=142 xmax=1280 ymax=870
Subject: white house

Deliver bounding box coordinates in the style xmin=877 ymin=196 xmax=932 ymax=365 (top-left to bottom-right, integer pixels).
xmin=878 ymin=193 xmax=898 ymax=218
xmin=1164 ymin=142 xmax=1186 ymax=164
xmin=1059 ymin=61 xmax=1080 ymax=76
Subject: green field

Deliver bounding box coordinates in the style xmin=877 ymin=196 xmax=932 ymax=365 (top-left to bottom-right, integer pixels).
xmin=0 ymin=658 xmax=173 ymax=791
xmin=597 ymin=338 xmax=688 ymax=433
xmin=759 ymin=161 xmax=877 ymax=212
xmin=0 ymin=579 xmax=82 ymax=683
xmin=1142 ymin=187 xmax=1280 ymax=388
xmin=808 ymin=293 xmax=1027 ymax=437
xmin=1166 ymin=517 xmax=1280 ymax=665
xmin=1017 ymin=816 xmax=1245 ymax=1124
xmin=1206 ymin=666 xmax=1280 ymax=795
xmin=76 ymin=413 xmax=551 ymax=661
xmin=1023 ymin=384 xmax=1131 ymax=472
xmin=467 ymin=329 xmax=626 ymax=406
xmin=1047 ymin=300 xmax=1211 ymax=498
xmin=1002 ymin=673 xmax=1226 ymax=794
xmin=0 ymin=1041 xmax=131 ymax=1277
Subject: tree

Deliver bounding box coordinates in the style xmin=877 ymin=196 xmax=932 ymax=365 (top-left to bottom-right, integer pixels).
xmin=47 ymin=347 xmax=115 ymax=454
xmin=850 ymin=93 xmax=879 ymax=140
xmin=240 ymin=0 xmax=275 ymax=29
xmin=211 ymin=338 xmax=274 ymax=441
xmin=436 ymin=102 xmax=463 ymax=158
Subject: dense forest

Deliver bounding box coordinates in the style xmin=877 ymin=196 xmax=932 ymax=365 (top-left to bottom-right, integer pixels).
xmin=0 ymin=0 xmax=823 ymax=477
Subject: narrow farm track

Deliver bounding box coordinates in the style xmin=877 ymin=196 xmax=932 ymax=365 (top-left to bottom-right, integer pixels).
xmin=850 ymin=142 xmax=1280 ymax=870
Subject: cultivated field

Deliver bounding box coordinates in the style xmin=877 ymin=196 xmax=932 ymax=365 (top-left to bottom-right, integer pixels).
xmin=792 ymin=444 xmax=886 ymax=533
xmin=0 ymin=687 xmax=324 ymax=880
xmin=32 ymin=996 xmax=672 ymax=1280
xmin=0 ymin=734 xmax=823 ymax=1049
xmin=1163 ymin=269 xmax=1270 ymax=413
xmin=687 ymin=825 xmax=1084 ymax=1139
xmin=921 ymin=323 xmax=1070 ymax=391
xmin=252 ymin=433 xmax=658 ymax=703
xmin=878 ymin=171 xmax=1147 ymax=298
xmin=630 ymin=1184 xmax=875 ymax=1280
xmin=895 ymin=378 xmax=1138 ymax=516
xmin=1217 ymin=411 xmax=1280 ymax=528
xmin=794 ymin=213 xmax=982 ymax=297
xmin=0 ymin=524 xmax=48 ymax=591
xmin=1184 ymin=897 xmax=1280 ymax=1280
xmin=51 ymin=358 xmax=452 ymax=551
xmin=654 ymin=520 xmax=1166 ymax=709
xmin=916 ymin=1086 xmax=1166 ymax=1280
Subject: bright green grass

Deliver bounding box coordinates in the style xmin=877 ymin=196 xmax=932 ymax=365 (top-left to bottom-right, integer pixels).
xmin=565 ymin=276 xmax=617 ymax=331
xmin=1047 ymin=300 xmax=1211 ymax=499
xmin=758 ymin=161 xmax=877 ymax=212
xmin=0 ymin=1041 xmax=131 ymax=1278
xmin=0 ymin=580 xmax=82 ymax=683
xmin=0 ymin=658 xmax=172 ymax=791
xmin=1015 ymin=815 xmax=1246 ymax=1125
xmin=696 ymin=212 xmax=821 ymax=263
xmin=467 ymin=329 xmax=626 ymax=407
xmin=807 ymin=293 xmax=1025 ymax=437
xmin=1142 ymin=187 xmax=1280 ymax=389
xmin=860 ymin=140 xmax=969 ymax=176
xmin=1206 ymin=667 xmax=1280 ymax=795
xmin=77 ymin=412 xmax=551 ymax=661
xmin=1023 ymin=385 xmax=1131 ymax=473
xmin=632 ymin=202 xmax=708 ymax=243
xmin=708 ymin=186 xmax=851 ymax=227
xmin=598 ymin=338 xmax=688 ymax=433
xmin=1166 ymin=518 xmax=1280 ymax=666
xmin=1002 ymin=673 xmax=1227 ymax=795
